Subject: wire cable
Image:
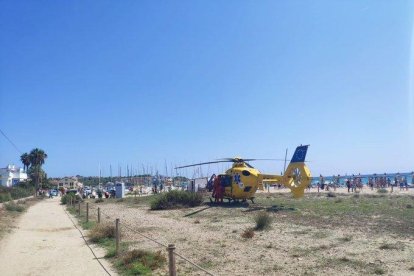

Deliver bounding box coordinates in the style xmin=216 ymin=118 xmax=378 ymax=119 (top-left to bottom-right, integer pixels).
xmin=88 ymin=202 xmax=215 ymax=275
xmin=63 ymin=205 xmax=112 ymax=276
xmin=0 ymin=128 xmax=22 ymax=154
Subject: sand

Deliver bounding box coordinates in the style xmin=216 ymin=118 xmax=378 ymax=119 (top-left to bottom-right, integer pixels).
xmin=93 ymin=189 xmax=414 ymax=275
xmin=0 ymin=197 xmax=117 ymax=276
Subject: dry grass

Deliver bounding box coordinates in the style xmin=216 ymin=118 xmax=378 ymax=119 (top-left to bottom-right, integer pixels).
xmin=89 ymin=223 xmax=115 ymax=243
xmin=0 ymin=198 xmax=37 ymax=240
xmin=379 ymin=242 xmax=405 ymax=250
xmin=91 ymin=191 xmax=414 ymax=275
xmin=254 ymin=212 xmax=272 ymax=231
xmin=241 ymin=228 xmax=255 ymax=239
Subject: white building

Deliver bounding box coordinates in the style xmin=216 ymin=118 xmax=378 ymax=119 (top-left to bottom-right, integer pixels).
xmin=0 ymin=164 xmax=28 ymax=187
xmin=58 ymin=177 xmax=83 ymax=190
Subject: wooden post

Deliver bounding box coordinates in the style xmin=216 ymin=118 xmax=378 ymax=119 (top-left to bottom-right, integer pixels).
xmin=98 ymin=207 xmax=101 ymax=223
xmin=167 ymin=244 xmax=176 ymax=276
xmin=115 ymin=218 xmax=120 ymax=255
xmin=86 ymin=203 xmax=89 ymax=223
xmin=78 ymin=202 xmax=80 ymax=216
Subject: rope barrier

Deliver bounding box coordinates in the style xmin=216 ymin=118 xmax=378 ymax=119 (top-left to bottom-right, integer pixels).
xmin=84 ymin=201 xmax=216 ymax=276
xmin=120 ymin=222 xmax=168 ymax=248
xmin=173 ymin=251 xmax=215 ymax=276
xmin=63 ymin=206 xmax=112 ymax=276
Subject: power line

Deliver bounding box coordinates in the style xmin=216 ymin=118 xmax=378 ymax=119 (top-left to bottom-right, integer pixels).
xmin=0 ymin=128 xmax=22 ymax=154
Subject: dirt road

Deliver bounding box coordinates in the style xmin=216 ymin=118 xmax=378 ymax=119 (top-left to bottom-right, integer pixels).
xmin=0 ymin=197 xmax=116 ymax=276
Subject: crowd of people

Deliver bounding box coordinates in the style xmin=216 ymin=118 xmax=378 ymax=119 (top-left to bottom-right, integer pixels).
xmin=315 ymin=172 xmax=414 ymax=193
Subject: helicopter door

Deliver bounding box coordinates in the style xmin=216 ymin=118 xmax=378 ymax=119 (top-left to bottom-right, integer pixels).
xmin=219 ymin=175 xmax=232 ymax=187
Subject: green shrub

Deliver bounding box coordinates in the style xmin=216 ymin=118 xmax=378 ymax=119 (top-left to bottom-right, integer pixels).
xmin=254 ymin=212 xmax=273 ymax=231
xmin=61 ymin=193 xmax=81 ymax=205
xmin=9 ymin=186 xmax=33 ymax=199
xmin=4 ymin=202 xmax=25 ymax=212
xmin=150 ymin=190 xmax=203 ymax=210
xmin=377 ymin=188 xmax=388 ymax=194
xmin=117 ymin=249 xmax=166 ymax=272
xmin=0 ymin=192 xmax=12 ymax=203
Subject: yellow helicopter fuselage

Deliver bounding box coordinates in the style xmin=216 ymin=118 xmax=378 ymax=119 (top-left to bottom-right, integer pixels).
xmin=223 ymin=163 xmax=263 ymax=200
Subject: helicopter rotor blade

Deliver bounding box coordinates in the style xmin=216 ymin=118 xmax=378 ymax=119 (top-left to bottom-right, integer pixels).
xmin=175 ymin=160 xmax=233 ymax=169
xmin=217 ymin=158 xmax=288 ymax=162
xmin=244 ymin=162 xmax=254 ymax=168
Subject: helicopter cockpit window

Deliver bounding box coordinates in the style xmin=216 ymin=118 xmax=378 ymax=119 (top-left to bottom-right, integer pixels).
xmin=242 ymin=170 xmax=250 ymax=176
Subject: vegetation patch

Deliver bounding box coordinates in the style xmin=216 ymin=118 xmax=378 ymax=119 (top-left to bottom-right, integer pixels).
xmin=0 ymin=183 xmax=35 ymax=203
xmin=373 ymin=267 xmax=386 ymax=275
xmin=327 ymin=192 xmax=336 ymax=198
xmin=95 ymin=238 xmax=128 ymax=258
xmin=338 ymin=235 xmax=352 ymax=242
xmin=61 ymin=193 xmax=82 ymax=205
xmin=115 ymin=249 xmax=166 ymax=275
xmin=150 ymin=190 xmax=203 ymax=210
xmin=89 ymin=223 xmax=116 ymax=243
xmin=377 ymin=188 xmax=388 ymax=194
xmin=80 ymin=220 xmax=96 ymax=230
xmin=241 ymin=228 xmax=255 ymax=239
xmin=95 ymin=198 xmax=104 ymax=203
xmin=254 ymin=211 xmax=272 ymax=231
xmin=379 ymin=242 xmax=405 ymax=250
xmin=4 ymin=202 xmax=26 ymax=212
xmin=0 ymin=192 xmax=12 ymax=203
xmin=254 ymin=193 xmax=414 ymax=237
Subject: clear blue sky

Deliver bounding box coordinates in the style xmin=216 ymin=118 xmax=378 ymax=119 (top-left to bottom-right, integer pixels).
xmin=1 ymin=1 xmax=413 ymax=177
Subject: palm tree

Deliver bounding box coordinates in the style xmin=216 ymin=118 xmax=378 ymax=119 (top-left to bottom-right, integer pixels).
xmin=20 ymin=153 xmax=31 ymax=172
xmin=29 ymin=148 xmax=48 ymax=194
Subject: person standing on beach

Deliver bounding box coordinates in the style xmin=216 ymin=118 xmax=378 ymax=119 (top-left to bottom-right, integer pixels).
xmin=350 ymin=175 xmax=355 ymax=192
xmin=346 ymin=179 xmax=351 ymax=193
xmin=387 ymin=177 xmax=392 ymax=192
xmin=335 ymin=175 xmax=340 ymax=191
xmin=319 ymin=175 xmax=324 ymax=191
xmin=394 ymin=175 xmax=399 ymax=191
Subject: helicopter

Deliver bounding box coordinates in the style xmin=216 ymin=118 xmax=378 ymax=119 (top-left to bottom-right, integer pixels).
xmin=175 ymin=145 xmax=312 ymax=202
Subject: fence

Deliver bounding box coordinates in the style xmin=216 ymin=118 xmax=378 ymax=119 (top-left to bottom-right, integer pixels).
xmin=66 ymin=198 xmax=215 ymax=276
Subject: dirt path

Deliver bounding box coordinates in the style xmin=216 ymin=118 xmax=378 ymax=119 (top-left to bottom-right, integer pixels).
xmin=0 ymin=197 xmax=117 ymax=276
